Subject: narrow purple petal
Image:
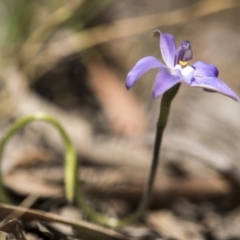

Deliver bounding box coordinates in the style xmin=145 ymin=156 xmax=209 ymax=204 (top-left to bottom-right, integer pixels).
xmin=152 ymin=69 xmax=181 ymax=99
xmin=159 ymin=32 xmax=176 ymax=68
xmin=126 ymin=56 xmax=165 ymax=89
xmin=191 ymin=77 xmax=239 ymax=101
xmin=193 ymin=61 xmax=219 ymax=78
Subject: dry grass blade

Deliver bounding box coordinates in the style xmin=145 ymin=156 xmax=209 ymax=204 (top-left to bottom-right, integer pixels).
xmin=0 ymin=204 xmax=132 ymax=240
xmin=20 ymin=0 xmax=85 ymax=62
xmin=71 ymin=0 xmax=240 ymax=49
xmin=24 ymin=0 xmax=240 ymax=76
xmin=3 ymin=195 xmax=39 ymax=220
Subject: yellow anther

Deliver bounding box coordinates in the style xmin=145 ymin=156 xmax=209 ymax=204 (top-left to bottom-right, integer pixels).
xmin=179 ymin=61 xmax=187 ymax=67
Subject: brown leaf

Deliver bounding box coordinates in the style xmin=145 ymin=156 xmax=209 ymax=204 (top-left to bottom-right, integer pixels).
xmin=4 ymin=170 xmax=62 ymax=197
xmin=87 ymin=60 xmax=147 ymax=138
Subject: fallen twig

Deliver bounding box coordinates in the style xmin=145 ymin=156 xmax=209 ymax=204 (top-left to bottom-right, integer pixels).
xmin=0 ymin=204 xmax=132 ymax=240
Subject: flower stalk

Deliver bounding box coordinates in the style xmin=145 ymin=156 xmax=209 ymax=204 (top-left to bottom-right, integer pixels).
xmin=74 ymin=81 xmax=179 ymax=226
xmin=135 ymin=82 xmax=181 ymax=216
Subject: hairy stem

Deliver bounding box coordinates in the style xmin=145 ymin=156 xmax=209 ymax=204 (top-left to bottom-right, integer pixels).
xmin=0 ymin=84 xmax=180 ymax=228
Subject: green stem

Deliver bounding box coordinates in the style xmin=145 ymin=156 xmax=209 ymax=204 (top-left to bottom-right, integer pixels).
xmin=0 ymin=112 xmax=77 ymax=204
xmin=0 ymin=84 xmax=180 ymax=228
xmin=131 ymin=83 xmax=181 ymax=213
xmin=75 ymin=83 xmax=181 ymax=228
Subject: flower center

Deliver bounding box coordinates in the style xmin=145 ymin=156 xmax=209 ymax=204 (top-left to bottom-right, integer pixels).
xmin=174 ymin=64 xmax=194 ymax=84
xmin=179 ymin=60 xmax=187 ymax=67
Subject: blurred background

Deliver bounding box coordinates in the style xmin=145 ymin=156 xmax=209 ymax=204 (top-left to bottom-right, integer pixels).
xmin=0 ymin=0 xmax=240 ymax=239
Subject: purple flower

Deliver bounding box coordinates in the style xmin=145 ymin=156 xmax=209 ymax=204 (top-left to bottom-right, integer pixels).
xmin=126 ymin=31 xmax=239 ymax=101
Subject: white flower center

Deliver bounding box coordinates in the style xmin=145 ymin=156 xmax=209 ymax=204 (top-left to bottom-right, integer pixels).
xmin=175 ymin=64 xmax=194 ymax=84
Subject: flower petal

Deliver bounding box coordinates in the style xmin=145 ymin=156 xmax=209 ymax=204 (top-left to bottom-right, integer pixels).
xmin=126 ymin=56 xmax=165 ymax=89
xmin=159 ymin=32 xmax=176 ymax=68
xmin=191 ymin=77 xmax=239 ymax=101
xmin=152 ymin=68 xmax=181 ymax=99
xmin=193 ymin=61 xmax=219 ymax=77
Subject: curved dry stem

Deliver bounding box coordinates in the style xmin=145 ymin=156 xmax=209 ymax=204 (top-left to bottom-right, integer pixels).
xmin=0 ymin=82 xmax=179 ymax=229
xmin=0 ymin=112 xmax=77 ymax=204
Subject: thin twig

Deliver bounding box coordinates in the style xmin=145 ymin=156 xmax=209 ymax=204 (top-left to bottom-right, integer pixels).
xmin=0 ymin=204 xmax=131 ymax=240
